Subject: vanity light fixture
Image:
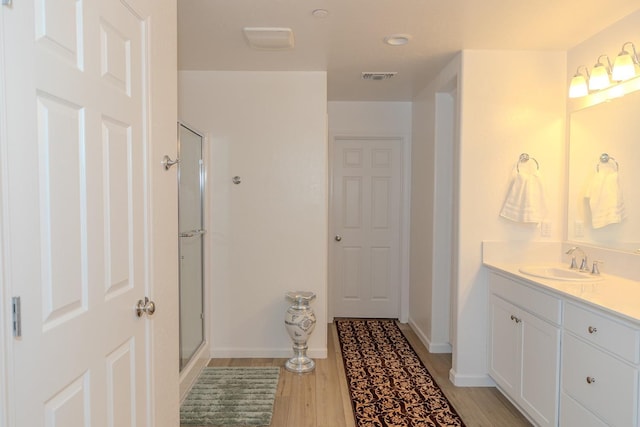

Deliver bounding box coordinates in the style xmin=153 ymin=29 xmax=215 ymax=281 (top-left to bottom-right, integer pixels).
xmin=612 ymin=42 xmax=639 ymax=82
xmin=569 ymin=65 xmax=590 ymax=98
xmin=588 ymin=54 xmax=613 ymax=91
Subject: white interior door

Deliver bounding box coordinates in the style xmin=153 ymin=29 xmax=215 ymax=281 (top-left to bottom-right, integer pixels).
xmin=1 ymin=0 xmax=177 ymax=425
xmin=331 ymin=137 xmax=403 ymax=319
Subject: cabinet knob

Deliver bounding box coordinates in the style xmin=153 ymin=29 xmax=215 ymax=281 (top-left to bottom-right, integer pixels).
xmin=510 ymin=314 xmax=521 ymax=324
xmin=586 ymin=376 xmax=596 ymax=384
xmin=588 ymin=326 xmax=597 ymax=334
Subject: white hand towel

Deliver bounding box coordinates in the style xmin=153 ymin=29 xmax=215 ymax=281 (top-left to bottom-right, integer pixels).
xmin=586 ymin=170 xmax=626 ymax=229
xmin=500 ymin=170 xmax=547 ymax=224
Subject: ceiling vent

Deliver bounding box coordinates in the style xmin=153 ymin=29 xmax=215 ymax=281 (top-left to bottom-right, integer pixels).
xmin=361 ymin=72 xmax=397 ymax=81
xmin=243 ymin=27 xmax=294 ymax=50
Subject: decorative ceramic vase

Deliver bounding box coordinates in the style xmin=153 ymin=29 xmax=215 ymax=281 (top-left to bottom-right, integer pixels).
xmin=284 ymin=291 xmax=317 ymax=373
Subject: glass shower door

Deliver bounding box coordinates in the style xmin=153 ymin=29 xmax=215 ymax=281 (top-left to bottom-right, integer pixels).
xmin=178 ymin=123 xmax=205 ymax=371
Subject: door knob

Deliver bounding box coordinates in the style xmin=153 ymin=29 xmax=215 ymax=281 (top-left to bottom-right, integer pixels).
xmin=335 ymin=235 xmax=342 ymax=242
xmin=136 ymin=297 xmax=156 ymax=317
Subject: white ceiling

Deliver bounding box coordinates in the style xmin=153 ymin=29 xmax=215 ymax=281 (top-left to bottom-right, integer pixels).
xmin=178 ymin=1 xmax=640 ymax=102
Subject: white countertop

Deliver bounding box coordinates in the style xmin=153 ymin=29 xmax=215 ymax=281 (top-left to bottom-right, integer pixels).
xmin=484 ymin=261 xmax=640 ymax=325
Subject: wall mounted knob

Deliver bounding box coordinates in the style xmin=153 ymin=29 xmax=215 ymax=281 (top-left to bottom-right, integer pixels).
xmin=161 ymin=155 xmax=179 ymax=170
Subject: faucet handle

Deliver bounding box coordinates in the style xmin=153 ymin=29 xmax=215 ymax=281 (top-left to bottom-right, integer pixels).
xmin=569 ymin=256 xmax=578 ymax=269
xmin=591 ymin=260 xmax=603 ymax=275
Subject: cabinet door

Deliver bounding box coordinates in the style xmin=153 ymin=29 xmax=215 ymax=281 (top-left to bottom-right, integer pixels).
xmin=520 ymin=310 xmax=561 ymax=427
xmin=489 ymin=294 xmax=521 ymax=396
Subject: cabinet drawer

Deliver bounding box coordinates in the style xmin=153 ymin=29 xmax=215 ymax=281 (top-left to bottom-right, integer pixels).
xmin=562 ymin=333 xmax=638 ymax=427
xmin=489 ymin=272 xmax=562 ymax=324
xmin=564 ymin=302 xmax=640 ymax=363
xmin=560 ymin=392 xmax=608 ymax=427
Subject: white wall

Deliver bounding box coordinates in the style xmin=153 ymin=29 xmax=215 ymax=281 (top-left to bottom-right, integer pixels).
xmin=454 ymin=50 xmax=567 ymax=385
xmin=410 ymin=56 xmax=461 ymax=354
xmin=327 ymin=101 xmax=412 ymax=321
xmin=411 ymin=51 xmax=567 ymax=386
xmin=328 ymin=102 xmax=412 ymax=134
xmin=179 ymin=71 xmax=328 ymax=358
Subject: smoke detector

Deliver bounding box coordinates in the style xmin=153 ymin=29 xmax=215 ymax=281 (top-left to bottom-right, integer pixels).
xmin=243 ymin=27 xmax=294 ymax=50
xmin=361 ymin=72 xmax=397 ymax=81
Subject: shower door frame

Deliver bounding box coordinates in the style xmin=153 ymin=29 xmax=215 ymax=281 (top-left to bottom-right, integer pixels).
xmin=178 ymin=121 xmax=207 ymax=372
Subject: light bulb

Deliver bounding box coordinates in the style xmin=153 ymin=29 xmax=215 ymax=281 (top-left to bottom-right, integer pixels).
xmin=589 ymin=63 xmax=611 ymax=90
xmin=569 ymin=74 xmax=588 ymax=98
xmin=612 ymin=50 xmax=637 ymax=81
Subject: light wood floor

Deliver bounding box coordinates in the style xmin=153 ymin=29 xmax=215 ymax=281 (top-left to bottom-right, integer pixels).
xmin=184 ymin=322 xmax=531 ymax=427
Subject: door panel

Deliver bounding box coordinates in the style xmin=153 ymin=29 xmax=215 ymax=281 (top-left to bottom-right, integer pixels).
xmin=3 ymin=0 xmax=152 ymax=425
xmin=331 ymin=137 xmax=403 ymax=318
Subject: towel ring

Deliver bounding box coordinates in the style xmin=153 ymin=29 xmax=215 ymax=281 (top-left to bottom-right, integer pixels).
xmin=597 ymin=153 xmax=619 ymax=172
xmin=516 ymin=153 xmax=539 ymax=173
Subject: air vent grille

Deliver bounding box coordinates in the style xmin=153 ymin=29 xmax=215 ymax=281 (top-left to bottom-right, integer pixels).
xmin=361 ymin=72 xmax=397 ymax=81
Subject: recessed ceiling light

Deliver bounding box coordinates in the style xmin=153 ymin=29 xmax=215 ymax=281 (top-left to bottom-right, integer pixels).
xmin=384 ymin=34 xmax=411 ymax=46
xmin=312 ymin=9 xmax=329 ymax=18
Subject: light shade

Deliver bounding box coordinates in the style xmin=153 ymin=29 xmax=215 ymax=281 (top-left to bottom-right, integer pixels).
xmin=569 ymin=74 xmax=589 ymax=98
xmin=589 ymin=55 xmax=612 ymax=91
xmin=612 ymin=42 xmax=638 ymax=81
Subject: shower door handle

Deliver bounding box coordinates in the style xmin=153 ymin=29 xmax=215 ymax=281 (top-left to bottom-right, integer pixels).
xmin=179 ymin=229 xmax=207 ymax=238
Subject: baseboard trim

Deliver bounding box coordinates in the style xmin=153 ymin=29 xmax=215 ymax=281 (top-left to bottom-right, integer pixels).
xmin=179 ymin=343 xmax=210 ymax=402
xmin=428 ymin=341 xmax=453 ymax=353
xmin=210 ymin=347 xmax=327 ymax=359
xmin=448 ymin=368 xmax=495 ymax=387
xmin=407 ymin=317 xmax=452 ymax=354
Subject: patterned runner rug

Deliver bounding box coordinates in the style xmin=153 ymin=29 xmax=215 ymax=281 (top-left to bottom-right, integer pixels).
xmin=336 ymin=319 xmax=465 ymax=427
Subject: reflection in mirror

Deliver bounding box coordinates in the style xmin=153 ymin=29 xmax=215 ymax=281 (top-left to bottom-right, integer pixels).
xmin=568 ymin=90 xmax=640 ymax=252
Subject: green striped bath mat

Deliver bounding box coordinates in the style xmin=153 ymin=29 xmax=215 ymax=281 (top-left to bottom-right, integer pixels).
xmin=180 ymin=367 xmax=280 ymax=426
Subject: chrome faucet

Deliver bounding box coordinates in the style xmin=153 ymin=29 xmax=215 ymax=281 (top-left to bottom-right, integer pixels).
xmin=566 ymin=246 xmax=589 ymax=271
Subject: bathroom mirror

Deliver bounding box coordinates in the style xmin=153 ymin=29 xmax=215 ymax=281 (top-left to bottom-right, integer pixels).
xmin=567 ymin=89 xmax=640 ymax=252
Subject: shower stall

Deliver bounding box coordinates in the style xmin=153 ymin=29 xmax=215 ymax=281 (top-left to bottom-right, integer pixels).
xmin=178 ymin=122 xmax=206 ymax=371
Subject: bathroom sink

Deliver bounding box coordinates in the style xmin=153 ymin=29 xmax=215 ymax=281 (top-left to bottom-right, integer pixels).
xmin=518 ymin=266 xmax=604 ymax=282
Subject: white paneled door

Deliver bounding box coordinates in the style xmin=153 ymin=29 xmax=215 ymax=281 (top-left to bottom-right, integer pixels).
xmin=1 ymin=0 xmax=177 ymax=426
xmin=331 ymin=137 xmax=403 ymax=319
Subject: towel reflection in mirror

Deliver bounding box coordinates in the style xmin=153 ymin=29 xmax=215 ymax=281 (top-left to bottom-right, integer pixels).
xmin=585 ymin=159 xmax=626 ymax=228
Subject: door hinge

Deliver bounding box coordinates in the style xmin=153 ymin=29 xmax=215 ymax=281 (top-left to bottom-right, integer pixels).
xmin=12 ymin=297 xmax=21 ymax=337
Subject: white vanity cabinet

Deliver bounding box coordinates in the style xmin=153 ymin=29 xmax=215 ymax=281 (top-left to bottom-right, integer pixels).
xmin=488 ymin=272 xmax=562 ymax=427
xmin=560 ymin=302 xmax=640 ymax=426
